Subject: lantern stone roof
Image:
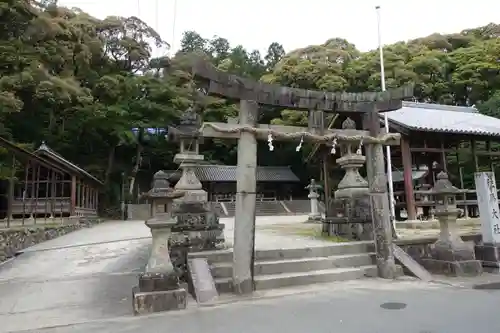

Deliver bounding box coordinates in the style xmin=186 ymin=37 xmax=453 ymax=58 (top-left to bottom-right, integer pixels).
xmin=431 ymin=172 xmax=460 ymax=194
xmin=144 ymin=170 xmax=184 ymax=199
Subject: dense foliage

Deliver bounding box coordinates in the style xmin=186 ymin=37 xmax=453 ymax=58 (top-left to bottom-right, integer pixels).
xmin=1 ymin=0 xmax=500 ymax=211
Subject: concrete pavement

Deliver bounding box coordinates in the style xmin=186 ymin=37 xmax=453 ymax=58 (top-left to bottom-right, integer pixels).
xmin=0 ymin=220 xmax=152 ymax=332
xmin=3 ymin=216 xmax=499 ymax=333
xmin=16 ymin=278 xmax=500 ymax=333
xmin=0 ymin=216 xmax=324 ymax=332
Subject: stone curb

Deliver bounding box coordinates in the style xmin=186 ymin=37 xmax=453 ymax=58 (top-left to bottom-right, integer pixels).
xmin=0 ymin=217 xmax=104 ymax=263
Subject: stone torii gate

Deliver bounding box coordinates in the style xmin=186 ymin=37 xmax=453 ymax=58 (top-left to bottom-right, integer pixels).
xmin=190 ymin=58 xmax=413 ymax=294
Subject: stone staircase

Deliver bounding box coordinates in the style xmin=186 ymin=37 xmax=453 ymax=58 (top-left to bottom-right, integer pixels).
xmin=188 ymin=242 xmax=388 ymax=293
xmin=222 ymin=201 xmax=287 ymax=217
xmin=210 ymin=202 xmax=226 ymax=217
xmin=255 ymin=201 xmax=287 ymax=216
xmin=283 ymin=200 xmax=310 ymax=214
xmin=224 ymin=202 xmax=236 ymax=216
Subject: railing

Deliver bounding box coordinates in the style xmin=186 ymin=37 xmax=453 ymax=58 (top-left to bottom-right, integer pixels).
xmin=211 ymin=193 xmax=280 ymax=202
xmin=11 ymin=197 xmax=71 ymax=217
xmin=394 ymin=189 xmax=481 ymax=220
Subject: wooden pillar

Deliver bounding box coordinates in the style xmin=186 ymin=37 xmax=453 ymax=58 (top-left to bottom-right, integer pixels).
xmin=471 ymin=139 xmax=479 ymax=171
xmin=89 ymin=188 xmax=93 ymax=209
xmin=456 ymin=150 xmax=469 ymax=219
xmin=29 ymin=163 xmax=37 ymax=220
xmin=83 ymin=185 xmax=88 ymax=209
xmin=59 ymin=175 xmax=64 ymax=218
xmin=21 ymin=163 xmax=29 ymax=224
xmin=94 ymin=189 xmax=99 ymax=211
xmin=440 ymin=138 xmax=447 ymax=173
xmin=232 ymin=99 xmax=258 ymax=295
xmin=366 ymin=104 xmax=397 ymax=279
xmin=50 ymin=170 xmax=56 ymax=218
xmin=487 ymin=141 xmax=494 ymax=173
xmin=34 ymin=165 xmax=40 ymax=223
xmin=70 ymin=176 xmax=76 ymax=216
xmin=322 ymin=151 xmax=330 ymax=215
xmin=401 ymin=137 xmax=416 ymax=220
xmin=76 ymin=180 xmax=81 ymax=215
xmin=7 ymin=155 xmax=15 ymax=226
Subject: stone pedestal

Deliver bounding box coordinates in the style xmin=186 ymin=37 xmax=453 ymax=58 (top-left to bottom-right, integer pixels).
xmin=308 ymin=192 xmax=321 ymax=221
xmin=323 ymin=117 xmax=373 ymax=240
xmin=133 ymin=218 xmax=187 ymax=314
xmin=306 ymin=179 xmax=321 ymax=222
xmin=475 ymin=243 xmax=500 ymax=272
xmin=421 ymin=172 xmax=482 ymax=277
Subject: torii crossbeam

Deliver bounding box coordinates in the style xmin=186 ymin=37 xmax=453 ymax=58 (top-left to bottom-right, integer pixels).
xmin=189 ymin=58 xmax=413 ymax=295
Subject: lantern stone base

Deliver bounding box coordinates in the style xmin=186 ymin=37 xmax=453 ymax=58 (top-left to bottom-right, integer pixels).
xmin=132 ymin=287 xmax=187 ymax=315
xmin=475 ymin=243 xmax=500 ymax=272
xmin=132 ymin=273 xmax=187 ymax=315
xmin=421 ymin=258 xmax=483 ymax=277
xmin=421 ymin=242 xmax=483 ymax=276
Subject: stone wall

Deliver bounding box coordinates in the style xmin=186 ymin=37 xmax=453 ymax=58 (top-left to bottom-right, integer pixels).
xmin=0 ymin=218 xmax=102 ymax=263
xmin=395 ymin=234 xmax=482 ymax=275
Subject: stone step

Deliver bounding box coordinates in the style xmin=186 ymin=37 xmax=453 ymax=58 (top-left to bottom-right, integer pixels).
xmin=210 ymin=253 xmax=375 ymax=278
xmin=210 ymin=202 xmax=226 ymax=217
xmin=214 ymin=265 xmax=378 ymax=293
xmin=188 ymin=242 xmax=374 ymax=264
xmin=222 ymin=201 xmax=288 ymax=216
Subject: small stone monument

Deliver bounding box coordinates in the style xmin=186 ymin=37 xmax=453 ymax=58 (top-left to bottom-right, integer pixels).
xmin=322 ymin=117 xmax=373 ymax=240
xmin=474 ymin=172 xmax=500 ymax=272
xmin=167 ymin=105 xmax=225 ymax=280
xmin=132 ymin=171 xmax=188 ymax=315
xmin=306 ymin=179 xmax=322 ymax=222
xmin=421 ymin=172 xmax=483 ymax=276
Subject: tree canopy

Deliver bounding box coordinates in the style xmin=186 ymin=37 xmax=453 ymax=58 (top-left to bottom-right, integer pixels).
xmin=1 ymin=0 xmax=500 ymax=213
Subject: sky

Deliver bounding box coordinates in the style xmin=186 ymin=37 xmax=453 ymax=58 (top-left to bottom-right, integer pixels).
xmin=59 ymin=0 xmax=499 ymax=56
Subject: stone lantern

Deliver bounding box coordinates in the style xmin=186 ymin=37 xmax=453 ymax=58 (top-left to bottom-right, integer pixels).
xmin=421 ymin=172 xmax=483 ymax=276
xmin=167 ymin=105 xmax=225 ymax=279
xmin=305 ymin=179 xmax=322 ymax=221
xmin=322 ymin=117 xmax=372 ymax=240
xmin=132 ymin=171 xmax=188 ymax=315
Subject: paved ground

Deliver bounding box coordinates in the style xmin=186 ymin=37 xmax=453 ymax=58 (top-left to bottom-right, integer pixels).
xmin=0 ymin=215 xmax=328 ymax=332
xmin=2 ymin=216 xmax=498 ymax=333
xmin=15 ymin=279 xmax=500 ymax=333
xmin=0 ymin=221 xmax=152 ymax=332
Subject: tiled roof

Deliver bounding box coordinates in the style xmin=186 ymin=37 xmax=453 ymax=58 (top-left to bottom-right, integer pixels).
xmin=166 ymin=165 xmax=300 ymax=182
xmin=35 ymin=143 xmax=103 ymax=185
xmin=384 ymin=102 xmax=500 ymax=136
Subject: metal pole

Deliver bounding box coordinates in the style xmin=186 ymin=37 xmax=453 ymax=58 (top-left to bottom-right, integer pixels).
xmin=376 ymin=5 xmax=397 ymax=230
xmin=170 ymin=0 xmax=178 ymax=55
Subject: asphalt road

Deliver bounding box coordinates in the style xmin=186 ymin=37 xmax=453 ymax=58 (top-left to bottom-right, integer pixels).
xmin=2 ymin=218 xmax=500 ymax=333
xmin=18 ymin=279 xmax=500 ymax=333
